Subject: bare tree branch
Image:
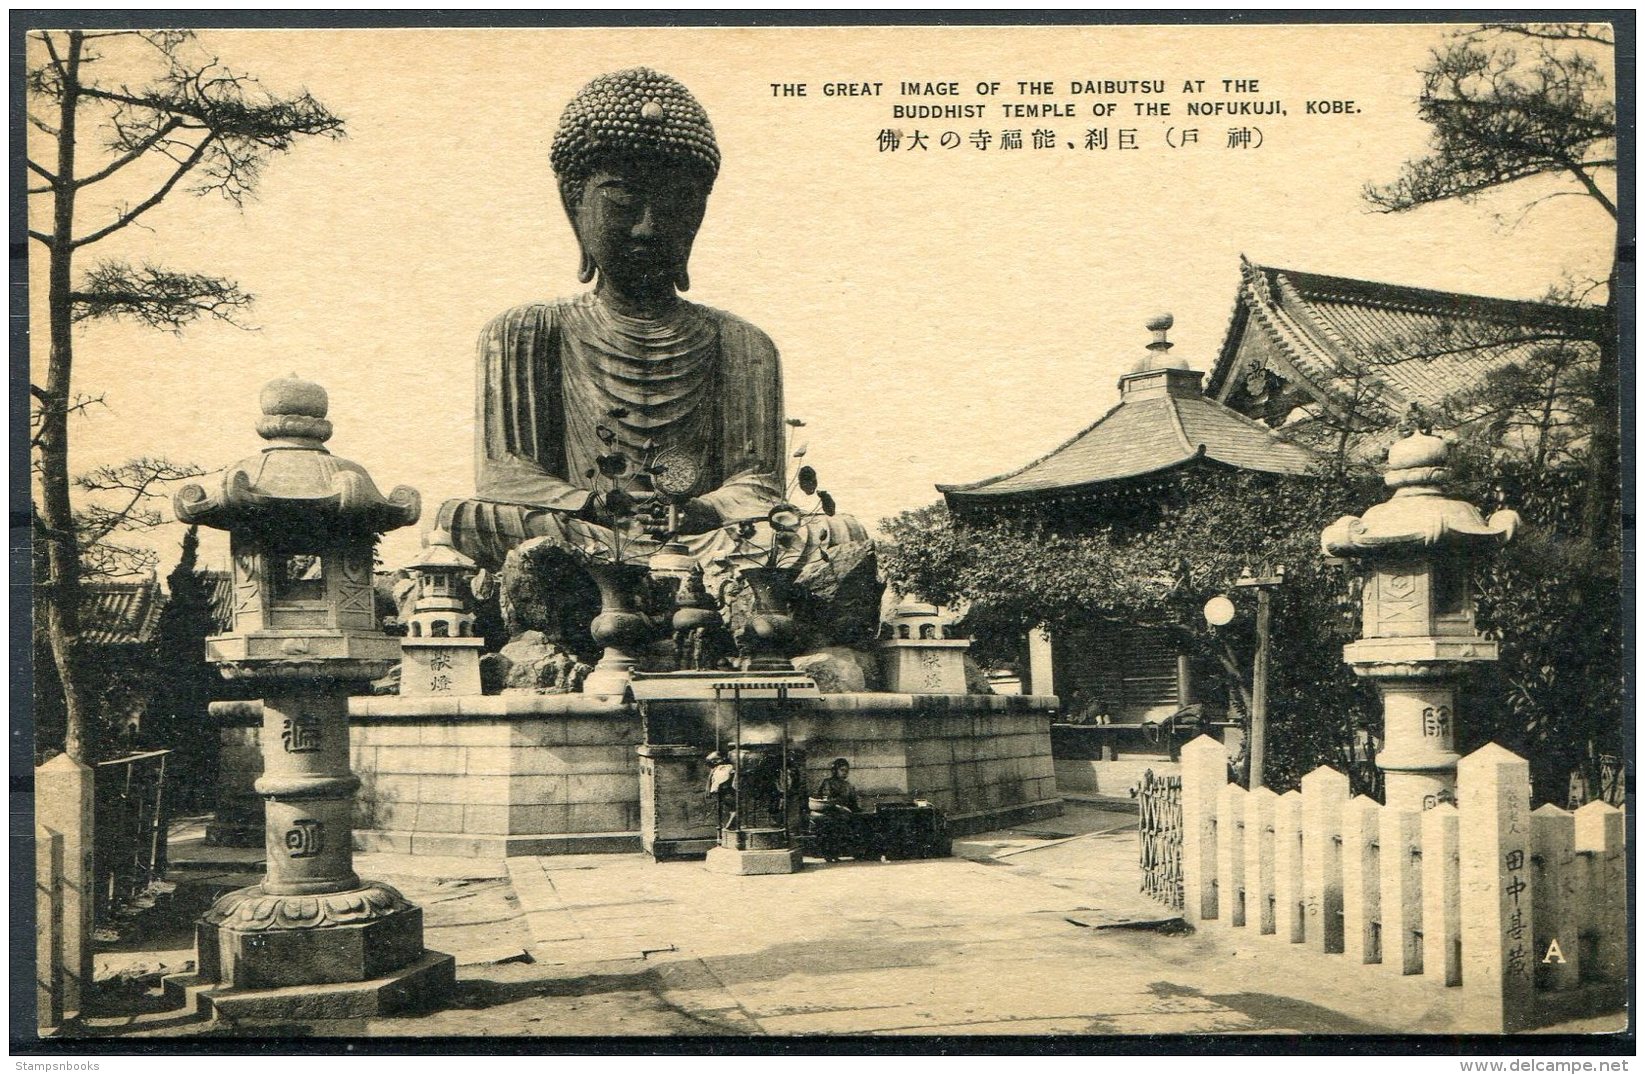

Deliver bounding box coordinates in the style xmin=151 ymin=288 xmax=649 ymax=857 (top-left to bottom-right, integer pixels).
xmin=1562 ymin=158 xmax=1618 ymax=218
xmin=1477 ymin=23 xmax=1615 ymax=46
xmin=72 ymin=457 xmax=208 ymax=551
xmin=73 ymin=115 xmax=183 ymax=188
xmin=36 ymin=30 xmax=64 ymax=69
xmin=70 ymin=133 xmax=216 ymax=248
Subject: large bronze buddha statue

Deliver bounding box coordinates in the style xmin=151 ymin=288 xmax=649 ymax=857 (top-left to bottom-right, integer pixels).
xmin=437 ymin=68 xmax=874 ymax=659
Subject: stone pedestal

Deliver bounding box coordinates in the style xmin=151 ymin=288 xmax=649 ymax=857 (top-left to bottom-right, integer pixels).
xmin=400 ymin=637 xmax=485 ymax=697
xmin=705 ymin=844 xmax=804 ymax=875
xmin=34 ymin=755 xmax=93 ymax=1019
xmin=638 ymin=743 xmax=719 ymax=859
xmin=1344 ymin=637 xmax=1496 ymax=811
xmin=190 ymin=684 xmax=455 ymax=1017
xmin=219 ymin=691 xmax=1063 ymax=859
xmin=878 ymin=637 xmax=970 ymax=694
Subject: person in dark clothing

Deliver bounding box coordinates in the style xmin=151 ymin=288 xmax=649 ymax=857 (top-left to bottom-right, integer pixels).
xmin=816 ymin=758 xmax=859 ymax=811
xmin=810 ymin=758 xmax=861 ymax=861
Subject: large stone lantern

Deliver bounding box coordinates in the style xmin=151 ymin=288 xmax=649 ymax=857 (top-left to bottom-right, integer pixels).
xmin=172 ymin=375 xmax=453 ymax=1017
xmin=1321 ymin=429 xmax=1518 ymax=811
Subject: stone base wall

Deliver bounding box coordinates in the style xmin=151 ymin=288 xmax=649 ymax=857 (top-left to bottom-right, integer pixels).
xmin=214 ymin=691 xmax=1061 ymax=857
xmin=350 ymin=695 xmax=641 ymax=857
xmin=207 ymin=707 xmax=266 ymax=847
xmin=1054 ymin=755 xmax=1176 ymax=800
xmin=799 ymin=695 xmax=1062 ymax=836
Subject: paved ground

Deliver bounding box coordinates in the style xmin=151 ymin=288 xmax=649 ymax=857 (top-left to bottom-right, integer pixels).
xmin=72 ymin=801 xmax=1627 ymax=1041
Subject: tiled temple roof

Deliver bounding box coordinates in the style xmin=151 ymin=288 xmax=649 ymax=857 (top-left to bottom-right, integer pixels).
xmin=82 ymin=577 xmax=166 ymax=646
xmin=1207 ymin=259 xmax=1605 ymax=421
xmin=940 ymin=364 xmax=1316 ymax=507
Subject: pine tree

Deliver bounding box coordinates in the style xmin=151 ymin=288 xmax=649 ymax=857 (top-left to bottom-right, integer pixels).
xmin=149 ymin=526 xmax=220 ymax=811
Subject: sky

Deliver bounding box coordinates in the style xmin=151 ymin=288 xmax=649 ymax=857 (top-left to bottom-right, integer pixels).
xmin=28 ymin=23 xmax=1616 ymax=578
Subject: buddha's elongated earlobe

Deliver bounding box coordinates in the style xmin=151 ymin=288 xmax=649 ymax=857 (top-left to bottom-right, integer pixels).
xmin=577 ymin=248 xmax=596 ymax=284
xmin=674 ymin=234 xmax=696 ymax=292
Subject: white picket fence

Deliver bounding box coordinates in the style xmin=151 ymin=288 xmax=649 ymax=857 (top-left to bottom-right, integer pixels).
xmin=1179 ymin=736 xmax=1627 ymax=1033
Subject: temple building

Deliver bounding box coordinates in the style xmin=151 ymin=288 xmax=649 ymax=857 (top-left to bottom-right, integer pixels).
xmin=936 ymin=262 xmax=1604 ymax=795
xmin=79 ymin=576 xmax=169 ymax=744
xmin=940 ymin=316 xmax=1317 ymax=792
xmin=1207 ymin=257 xmax=1605 ymax=461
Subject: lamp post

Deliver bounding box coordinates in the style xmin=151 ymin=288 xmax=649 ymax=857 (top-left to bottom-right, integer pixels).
xmin=1204 ymin=566 xmax=1285 ymax=790
xmin=1321 ymin=428 xmax=1517 ymax=810
xmin=172 ymin=375 xmax=453 ymax=1017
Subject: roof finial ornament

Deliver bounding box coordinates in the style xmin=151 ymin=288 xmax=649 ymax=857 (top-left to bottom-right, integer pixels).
xmin=1145 ymin=312 xmax=1173 ymax=369
xmin=257 ymin=373 xmax=333 ymax=445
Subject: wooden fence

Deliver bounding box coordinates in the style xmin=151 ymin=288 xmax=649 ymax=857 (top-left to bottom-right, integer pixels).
xmin=93 ymin=749 xmax=171 ymax=924
xmin=1179 ymin=736 xmax=1627 ymax=1033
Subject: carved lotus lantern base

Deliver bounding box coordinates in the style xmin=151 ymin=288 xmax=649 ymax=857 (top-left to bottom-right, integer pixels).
xmin=194 ymin=881 xmax=426 ymax=988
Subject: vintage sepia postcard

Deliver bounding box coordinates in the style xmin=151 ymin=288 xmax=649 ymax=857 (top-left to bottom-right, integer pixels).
xmin=17 ymin=13 xmax=1631 ymax=1057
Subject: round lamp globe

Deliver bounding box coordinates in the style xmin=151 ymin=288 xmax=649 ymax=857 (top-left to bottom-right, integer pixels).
xmin=1203 ymin=595 xmax=1237 ymax=627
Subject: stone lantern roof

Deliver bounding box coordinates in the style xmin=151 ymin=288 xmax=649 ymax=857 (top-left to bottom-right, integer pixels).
xmin=407 ymin=529 xmax=478 ymax=574
xmin=175 ymin=375 xmax=420 ymax=538
xmin=1321 ymin=429 xmax=1520 ymax=558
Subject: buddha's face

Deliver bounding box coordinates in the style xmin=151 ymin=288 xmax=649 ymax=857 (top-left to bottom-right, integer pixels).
xmin=572 ymin=161 xmax=709 ymax=303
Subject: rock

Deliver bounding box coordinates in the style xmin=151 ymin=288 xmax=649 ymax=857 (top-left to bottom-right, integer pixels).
xmin=794 ymin=538 xmax=886 ymax=647
xmin=793 ymin=646 xmax=882 ymax=694
xmin=497 ymin=630 xmax=580 ymax=691
xmin=963 ymin=654 xmax=995 ymax=695
xmin=479 ymin=652 xmax=511 ymax=695
xmin=370 ymin=665 xmax=401 ymax=696
xmin=497 ymin=539 xmax=600 ymax=642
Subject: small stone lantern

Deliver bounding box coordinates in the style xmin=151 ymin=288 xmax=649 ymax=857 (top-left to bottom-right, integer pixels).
xmin=879 ymin=600 xmax=971 ymax=694
xmin=1321 ymin=429 xmax=1518 ymax=811
xmin=173 ymin=375 xmax=453 ymax=1016
xmin=399 ymin=529 xmax=485 ymax=696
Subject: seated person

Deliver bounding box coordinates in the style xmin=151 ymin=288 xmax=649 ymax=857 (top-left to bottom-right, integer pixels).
xmin=809 ymin=757 xmax=863 ymax=861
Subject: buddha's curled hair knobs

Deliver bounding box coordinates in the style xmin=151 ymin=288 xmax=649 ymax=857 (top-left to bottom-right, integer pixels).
xmin=551 ymin=68 xmax=720 ymax=194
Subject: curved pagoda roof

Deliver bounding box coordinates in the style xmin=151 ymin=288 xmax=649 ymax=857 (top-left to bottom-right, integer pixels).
xmin=1207 ymin=257 xmax=1605 ymax=425
xmin=941 ymin=316 xmax=1317 ymax=510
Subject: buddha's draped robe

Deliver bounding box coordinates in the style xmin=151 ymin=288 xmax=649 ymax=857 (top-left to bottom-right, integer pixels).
xmin=438 ymin=293 xmax=861 ymax=573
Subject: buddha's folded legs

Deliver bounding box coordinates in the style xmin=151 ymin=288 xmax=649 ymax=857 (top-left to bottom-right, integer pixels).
xmin=435 ymin=496 xmax=879 ymax=649
xmin=437 ymin=498 xmax=565 ymax=572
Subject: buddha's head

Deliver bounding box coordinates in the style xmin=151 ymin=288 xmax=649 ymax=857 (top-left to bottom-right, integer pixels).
xmin=551 ymin=68 xmax=720 ymax=310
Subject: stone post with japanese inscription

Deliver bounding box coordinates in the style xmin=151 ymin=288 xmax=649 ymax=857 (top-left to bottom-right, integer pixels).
xmin=171 ymin=375 xmax=453 ymax=1018
xmin=1321 ymin=428 xmax=1518 ymax=811
xmin=1458 ymin=743 xmax=1535 ymax=1032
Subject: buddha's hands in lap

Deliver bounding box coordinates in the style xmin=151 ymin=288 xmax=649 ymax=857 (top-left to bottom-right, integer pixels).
xmin=634 ymin=495 xmax=720 ymax=537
